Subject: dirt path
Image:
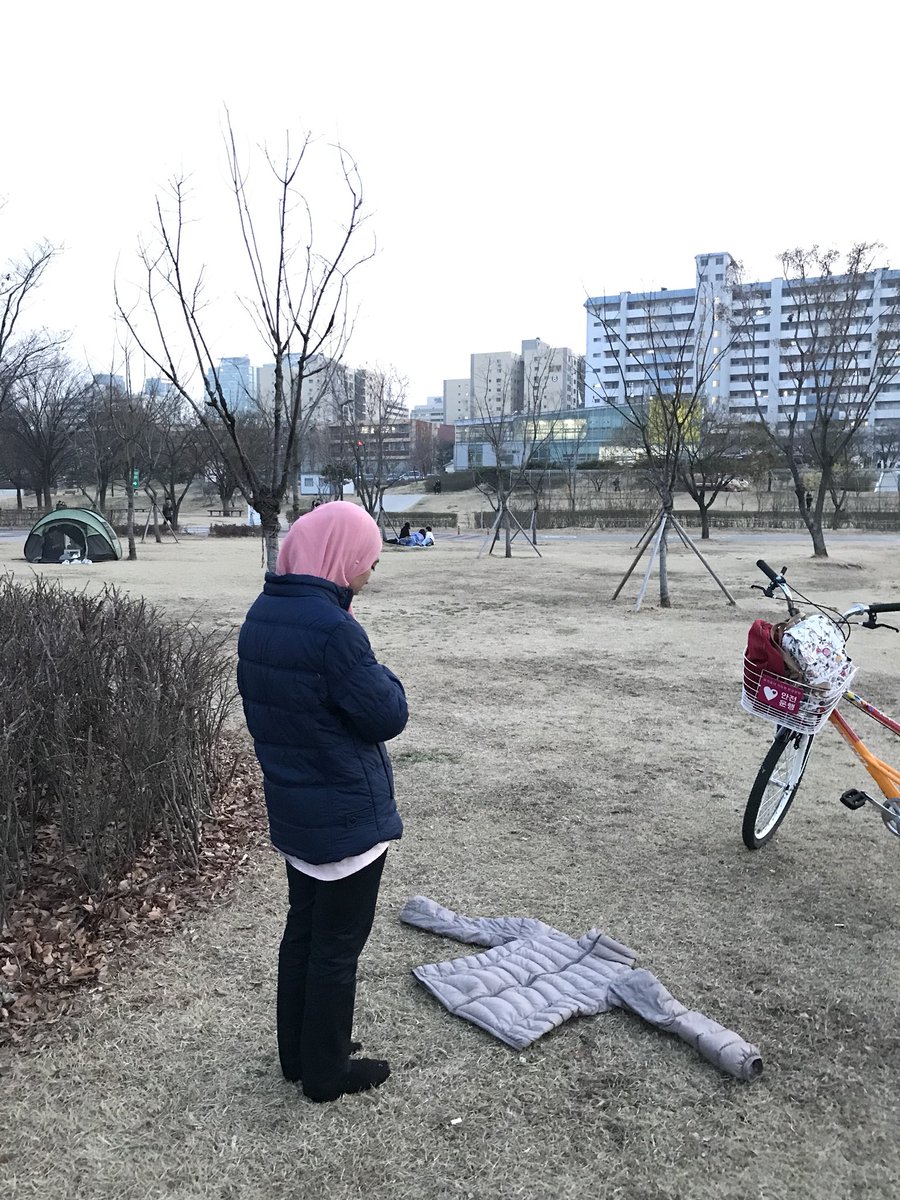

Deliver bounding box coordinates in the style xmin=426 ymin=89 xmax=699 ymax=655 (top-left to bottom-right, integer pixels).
xmin=1 ymin=531 xmax=899 ymax=1199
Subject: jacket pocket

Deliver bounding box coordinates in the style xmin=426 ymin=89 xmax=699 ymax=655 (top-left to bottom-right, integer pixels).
xmin=377 ymin=743 xmax=395 ymax=797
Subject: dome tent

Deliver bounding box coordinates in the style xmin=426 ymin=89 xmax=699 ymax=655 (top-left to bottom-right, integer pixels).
xmin=24 ymin=509 xmax=122 ymax=564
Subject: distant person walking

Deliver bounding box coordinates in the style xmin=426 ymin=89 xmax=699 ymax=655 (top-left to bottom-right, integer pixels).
xmin=237 ymin=502 xmax=408 ymax=1103
xmin=805 ymin=491 xmax=813 ymax=511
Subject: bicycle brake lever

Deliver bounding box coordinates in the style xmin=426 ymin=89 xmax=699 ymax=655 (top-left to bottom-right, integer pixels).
xmin=862 ymin=617 xmax=900 ymax=632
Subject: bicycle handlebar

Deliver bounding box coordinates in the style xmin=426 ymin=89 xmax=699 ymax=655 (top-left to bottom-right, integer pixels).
xmin=755 ymin=559 xmax=781 ymax=584
xmin=754 ymin=560 xmax=900 ymax=624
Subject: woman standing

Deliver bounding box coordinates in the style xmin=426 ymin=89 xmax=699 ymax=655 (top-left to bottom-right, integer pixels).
xmin=237 ymin=502 xmax=408 ymax=1102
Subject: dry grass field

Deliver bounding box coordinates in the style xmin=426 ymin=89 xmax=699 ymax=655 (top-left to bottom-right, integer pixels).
xmin=1 ymin=522 xmax=899 ymax=1199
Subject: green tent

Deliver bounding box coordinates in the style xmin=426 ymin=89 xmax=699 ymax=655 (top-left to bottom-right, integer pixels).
xmin=24 ymin=509 xmax=122 ymax=563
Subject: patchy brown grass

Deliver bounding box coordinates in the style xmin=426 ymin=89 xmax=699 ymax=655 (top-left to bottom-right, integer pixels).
xmin=0 ymin=530 xmax=899 ymax=1199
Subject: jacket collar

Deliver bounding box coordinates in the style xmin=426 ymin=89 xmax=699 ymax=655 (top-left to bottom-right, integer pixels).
xmin=263 ymin=572 xmax=353 ymax=611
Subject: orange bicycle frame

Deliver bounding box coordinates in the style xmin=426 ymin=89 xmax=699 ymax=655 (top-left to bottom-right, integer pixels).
xmin=828 ymin=689 xmax=900 ymax=800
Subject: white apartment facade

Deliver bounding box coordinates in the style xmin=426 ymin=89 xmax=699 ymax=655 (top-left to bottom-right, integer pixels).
xmin=410 ymin=396 xmax=445 ymax=423
xmin=256 ymin=355 xmax=378 ymax=425
xmin=585 ymin=252 xmax=900 ymax=427
xmin=459 ymin=338 xmax=584 ymax=422
xmin=443 ymin=378 xmax=471 ymax=424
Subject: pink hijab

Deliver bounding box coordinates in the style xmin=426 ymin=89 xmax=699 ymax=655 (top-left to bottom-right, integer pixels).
xmin=275 ymin=502 xmax=382 ymax=589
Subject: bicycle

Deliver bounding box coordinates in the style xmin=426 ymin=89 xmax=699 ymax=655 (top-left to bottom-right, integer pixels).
xmin=741 ymin=558 xmax=900 ymax=850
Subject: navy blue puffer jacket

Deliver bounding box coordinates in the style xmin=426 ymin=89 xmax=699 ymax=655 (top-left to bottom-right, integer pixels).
xmin=237 ymin=573 xmax=408 ymax=864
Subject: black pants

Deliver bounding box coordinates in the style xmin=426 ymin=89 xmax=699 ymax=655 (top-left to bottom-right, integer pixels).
xmin=277 ymin=851 xmax=387 ymax=1091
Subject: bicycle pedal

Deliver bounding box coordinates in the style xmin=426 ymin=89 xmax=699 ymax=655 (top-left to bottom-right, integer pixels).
xmin=839 ymin=789 xmax=871 ymax=811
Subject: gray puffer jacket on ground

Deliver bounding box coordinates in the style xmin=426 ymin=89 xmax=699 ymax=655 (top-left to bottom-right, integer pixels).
xmin=400 ymin=896 xmax=762 ymax=1083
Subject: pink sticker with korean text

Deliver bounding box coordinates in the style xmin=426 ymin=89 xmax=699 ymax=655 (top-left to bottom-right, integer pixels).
xmin=756 ymin=672 xmax=804 ymax=715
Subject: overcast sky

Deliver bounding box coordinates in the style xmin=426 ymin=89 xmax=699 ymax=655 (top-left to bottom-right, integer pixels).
xmin=3 ymin=0 xmax=898 ymax=407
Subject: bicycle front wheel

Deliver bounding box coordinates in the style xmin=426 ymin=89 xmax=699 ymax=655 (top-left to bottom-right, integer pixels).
xmin=742 ymin=728 xmax=814 ymax=850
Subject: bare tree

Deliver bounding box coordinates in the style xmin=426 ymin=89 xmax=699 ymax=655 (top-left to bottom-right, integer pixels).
xmin=470 ymin=347 xmax=558 ymax=557
xmin=586 ymin=266 xmax=751 ymax=605
xmin=547 ymin=413 xmax=590 ymax=515
xmin=340 ymin=367 xmax=409 ymax=516
xmin=822 ymin=428 xmax=875 ymax=530
xmin=678 ymin=409 xmax=746 ymax=538
xmin=0 ymin=408 xmax=40 ymax=507
xmin=0 ymin=237 xmax=58 ymax=420
xmin=117 ymin=118 xmax=373 ymax=568
xmin=735 ymin=419 xmax=782 ymax=513
xmin=5 ymin=354 xmax=82 ymax=506
xmin=69 ymin=383 xmax=120 ymax=513
xmin=202 ymin=411 xmax=271 ymax=514
xmin=147 ymin=400 xmax=207 ymax=530
xmin=752 ymin=244 xmax=900 ymax=557
xmin=870 ymin=418 xmax=900 ymax=469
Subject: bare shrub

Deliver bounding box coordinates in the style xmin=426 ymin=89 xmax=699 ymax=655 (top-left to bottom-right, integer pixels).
xmin=0 ymin=576 xmax=235 ymax=922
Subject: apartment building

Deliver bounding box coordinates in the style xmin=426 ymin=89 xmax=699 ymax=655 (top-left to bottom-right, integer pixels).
xmin=585 ymin=253 xmax=900 ymax=427
xmin=255 ymin=354 xmax=361 ymax=423
xmin=410 ymin=396 xmax=445 ymax=423
xmin=461 ymin=338 xmax=584 ymax=422
xmin=443 ymin=378 xmax=471 ymax=424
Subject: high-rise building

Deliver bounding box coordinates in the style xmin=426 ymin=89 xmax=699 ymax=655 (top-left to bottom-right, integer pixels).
xmin=92 ymin=373 xmax=125 ymax=393
xmin=465 ymin=339 xmax=583 ymax=421
xmin=255 ymin=354 xmax=362 ymax=425
xmin=410 ymin=396 xmax=445 ymax=423
xmin=585 ymin=253 xmax=900 ymax=427
xmin=208 ymin=356 xmax=254 ymax=411
xmin=443 ymin=378 xmax=471 ymax=424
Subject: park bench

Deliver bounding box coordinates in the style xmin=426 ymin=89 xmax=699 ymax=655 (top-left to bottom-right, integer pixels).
xmin=208 ymin=508 xmax=238 ymax=517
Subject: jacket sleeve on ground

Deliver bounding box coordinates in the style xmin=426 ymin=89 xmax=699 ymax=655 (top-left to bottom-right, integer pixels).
xmin=324 ymin=618 xmax=409 ymax=744
xmin=608 ymin=968 xmax=763 ymax=1082
xmin=399 ymin=895 xmax=556 ymax=947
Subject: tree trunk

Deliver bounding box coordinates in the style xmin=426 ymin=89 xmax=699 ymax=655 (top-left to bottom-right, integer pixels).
xmin=262 ymin=514 xmax=280 ymax=570
xmin=658 ymin=517 xmax=671 ymax=608
xmin=700 ymin=506 xmax=710 ymax=539
xmin=791 ymin=473 xmax=829 ymax=558
xmin=289 ymin=445 xmax=301 ymax=523
xmin=254 ymin=492 xmax=282 ymax=571
xmin=126 ymin=480 xmax=137 ymax=561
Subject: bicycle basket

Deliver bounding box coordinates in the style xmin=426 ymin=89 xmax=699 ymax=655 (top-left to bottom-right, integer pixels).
xmin=741 ymin=656 xmax=856 ymax=735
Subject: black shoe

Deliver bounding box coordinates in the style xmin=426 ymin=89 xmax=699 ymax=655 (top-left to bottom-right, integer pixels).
xmin=303 ymin=1059 xmax=391 ymax=1103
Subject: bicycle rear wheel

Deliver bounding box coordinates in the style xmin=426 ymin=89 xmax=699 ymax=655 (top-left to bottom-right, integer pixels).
xmin=742 ymin=728 xmax=814 ymax=849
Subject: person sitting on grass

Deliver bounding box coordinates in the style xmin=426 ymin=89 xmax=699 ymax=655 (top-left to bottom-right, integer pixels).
xmin=385 ymin=522 xmax=411 ymax=545
xmin=399 ymin=528 xmax=426 ymax=546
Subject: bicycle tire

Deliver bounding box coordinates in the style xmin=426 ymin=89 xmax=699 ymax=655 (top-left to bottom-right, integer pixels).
xmin=742 ymin=728 xmax=814 ymax=850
